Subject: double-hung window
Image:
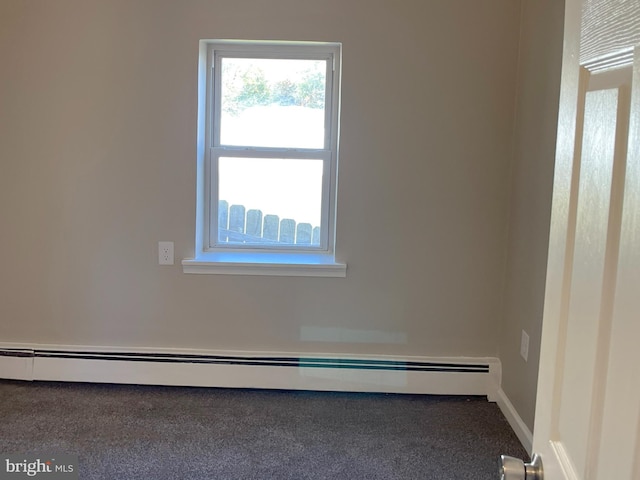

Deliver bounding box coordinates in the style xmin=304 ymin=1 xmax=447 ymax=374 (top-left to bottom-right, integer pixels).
xmin=183 ymin=40 xmax=345 ymax=276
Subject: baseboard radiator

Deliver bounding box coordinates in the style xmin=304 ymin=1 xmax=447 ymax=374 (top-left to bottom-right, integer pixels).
xmin=0 ymin=345 xmax=501 ymax=400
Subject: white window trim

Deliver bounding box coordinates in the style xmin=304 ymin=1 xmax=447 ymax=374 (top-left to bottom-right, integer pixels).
xmin=182 ymin=252 xmax=346 ymax=277
xmin=182 ymin=40 xmax=345 ymax=277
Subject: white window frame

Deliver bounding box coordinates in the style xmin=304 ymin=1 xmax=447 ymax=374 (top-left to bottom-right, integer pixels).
xmin=183 ymin=40 xmax=346 ymax=277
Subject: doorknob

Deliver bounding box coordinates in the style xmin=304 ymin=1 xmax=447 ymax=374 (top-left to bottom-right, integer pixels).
xmin=499 ymin=453 xmax=543 ymax=480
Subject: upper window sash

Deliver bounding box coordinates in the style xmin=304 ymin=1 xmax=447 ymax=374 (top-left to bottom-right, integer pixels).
xmin=208 ymin=44 xmax=338 ymax=152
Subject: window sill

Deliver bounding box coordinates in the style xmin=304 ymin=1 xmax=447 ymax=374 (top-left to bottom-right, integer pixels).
xmin=182 ymin=252 xmax=347 ymax=277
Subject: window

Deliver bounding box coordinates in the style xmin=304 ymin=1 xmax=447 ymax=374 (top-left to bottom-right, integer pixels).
xmin=183 ymin=40 xmax=345 ymax=276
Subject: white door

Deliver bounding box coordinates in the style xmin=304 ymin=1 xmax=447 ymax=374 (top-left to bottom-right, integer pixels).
xmin=527 ymin=0 xmax=640 ymax=478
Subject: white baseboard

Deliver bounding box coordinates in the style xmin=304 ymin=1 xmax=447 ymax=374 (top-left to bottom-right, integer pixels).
xmin=0 ymin=343 xmax=501 ymax=398
xmin=0 ymin=349 xmax=33 ymax=380
xmin=496 ymin=388 xmax=533 ymax=453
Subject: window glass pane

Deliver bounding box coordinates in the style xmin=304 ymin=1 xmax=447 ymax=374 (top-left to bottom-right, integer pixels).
xmin=220 ymin=58 xmax=326 ymax=149
xmin=218 ymin=157 xmax=323 ymax=246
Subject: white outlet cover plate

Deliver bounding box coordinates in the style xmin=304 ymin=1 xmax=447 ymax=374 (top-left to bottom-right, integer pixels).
xmin=520 ymin=330 xmax=529 ymax=362
xmin=158 ymin=241 xmax=174 ymax=265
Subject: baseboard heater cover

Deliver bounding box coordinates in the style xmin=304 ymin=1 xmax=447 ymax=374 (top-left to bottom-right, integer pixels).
xmin=0 ymin=346 xmax=500 ymax=399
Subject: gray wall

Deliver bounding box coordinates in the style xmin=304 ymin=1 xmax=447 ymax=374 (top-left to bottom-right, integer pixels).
xmin=499 ymin=0 xmax=565 ymax=430
xmin=0 ymin=0 xmax=521 ymax=357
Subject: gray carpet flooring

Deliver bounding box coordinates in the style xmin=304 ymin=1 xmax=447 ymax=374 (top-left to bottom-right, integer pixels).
xmin=0 ymin=380 xmax=528 ymax=479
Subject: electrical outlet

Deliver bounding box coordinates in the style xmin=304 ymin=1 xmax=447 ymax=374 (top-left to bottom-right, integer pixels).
xmin=158 ymin=241 xmax=174 ymax=265
xmin=520 ymin=330 xmax=530 ymax=362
